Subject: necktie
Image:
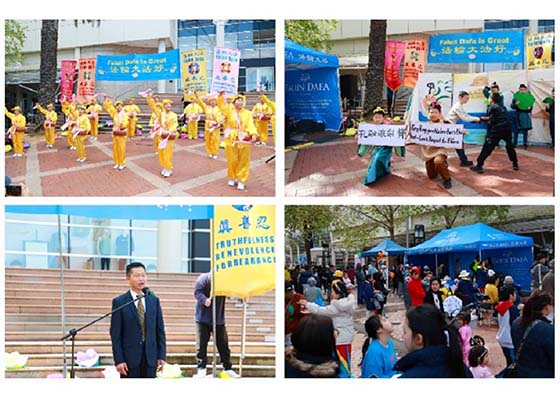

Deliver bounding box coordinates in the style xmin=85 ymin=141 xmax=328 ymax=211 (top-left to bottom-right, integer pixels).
xmin=137 ymin=296 xmax=146 ymax=341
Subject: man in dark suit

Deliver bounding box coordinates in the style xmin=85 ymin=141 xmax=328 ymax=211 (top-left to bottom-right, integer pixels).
xmin=110 ymin=262 xmax=166 ymax=378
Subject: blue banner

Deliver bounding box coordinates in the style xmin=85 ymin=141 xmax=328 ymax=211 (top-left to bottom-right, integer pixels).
xmin=285 ymin=68 xmax=342 ymax=131
xmin=95 ymin=49 xmax=181 ymax=81
xmin=428 ymin=30 xmax=524 ymax=63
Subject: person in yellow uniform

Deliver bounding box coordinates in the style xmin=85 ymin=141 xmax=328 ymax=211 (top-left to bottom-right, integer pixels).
xmin=4 ymin=105 xmax=27 ymax=157
xmin=194 ymin=93 xmax=224 ymax=159
xmin=104 ymin=98 xmax=129 ymax=170
xmin=61 ymin=99 xmax=78 ymax=150
xmin=74 ymin=105 xmax=92 ymax=162
xmin=218 ymin=92 xmax=258 ymax=191
xmin=86 ymin=97 xmax=103 ymax=141
xmin=35 ymin=102 xmax=58 ymax=149
xmin=260 ymin=92 xmax=276 ymax=146
xmin=124 ymin=98 xmax=141 ymax=139
xmin=183 ymin=95 xmax=203 ymax=140
xmin=251 ymin=97 xmax=272 ymax=145
xmin=146 ymin=92 xmax=179 ymax=178
xmin=148 ymin=95 xmax=162 ymax=153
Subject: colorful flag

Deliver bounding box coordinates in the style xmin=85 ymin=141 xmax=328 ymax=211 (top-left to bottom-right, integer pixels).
xmin=181 ymin=49 xmax=208 ymax=101
xmin=95 ymin=50 xmax=180 ymax=81
xmin=403 ymin=40 xmax=427 ymax=88
xmin=77 ymin=58 xmax=96 ymax=104
xmin=212 ymin=205 xmax=275 ymax=298
xmin=384 ymin=41 xmax=406 ymax=92
xmin=210 ymin=47 xmax=241 ymax=95
xmin=526 ymin=32 xmax=554 ymax=70
xmin=60 ymin=60 xmax=77 ymax=102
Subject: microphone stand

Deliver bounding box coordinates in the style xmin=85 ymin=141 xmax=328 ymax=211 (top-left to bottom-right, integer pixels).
xmin=60 ymin=291 xmax=148 ymax=378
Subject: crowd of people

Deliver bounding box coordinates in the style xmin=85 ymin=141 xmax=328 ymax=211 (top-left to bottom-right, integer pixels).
xmin=285 ymin=252 xmax=554 ymax=378
xmin=5 ymin=91 xmax=275 ymax=191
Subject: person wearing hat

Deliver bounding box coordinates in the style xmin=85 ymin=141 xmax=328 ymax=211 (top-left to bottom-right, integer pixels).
xmin=146 ymin=93 xmax=179 ymax=178
xmin=35 ymin=102 xmax=58 ymax=149
xmin=148 ymin=95 xmax=163 ymax=153
xmin=124 ymin=98 xmax=141 ymax=139
xmin=357 ymin=106 xmax=405 ymax=185
xmin=260 ymin=92 xmax=276 ymax=145
xmin=194 ymin=92 xmax=224 ymax=159
xmin=5 ymin=106 xmax=27 ymax=157
xmin=73 ymin=105 xmax=92 ymax=162
xmin=182 ymin=94 xmax=203 ymax=140
xmin=285 ymin=281 xmax=306 ymax=346
xmin=61 ymin=98 xmax=78 ymax=151
xmin=86 ymin=97 xmax=103 ymax=141
xmin=218 ymin=92 xmax=259 ymax=191
xmin=407 ymin=266 xmax=425 ymax=307
xmin=104 ymin=97 xmax=129 ymax=170
xmin=251 ymin=95 xmax=272 ymax=145
xmin=457 ymin=270 xmax=478 ymax=305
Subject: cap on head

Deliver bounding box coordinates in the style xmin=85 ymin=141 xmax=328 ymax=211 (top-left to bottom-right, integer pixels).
xmin=11 ymin=106 xmax=21 ymax=112
xmin=115 ymin=101 xmax=124 ymax=107
xmin=411 ymin=266 xmax=420 ymax=274
xmin=373 ymin=106 xmax=386 ymax=116
xmin=162 ymin=99 xmax=173 ymax=106
xmin=333 ymin=270 xmax=344 ymax=278
xmin=519 ymin=84 xmax=527 ymax=89
xmin=459 ymin=270 xmax=470 ymax=279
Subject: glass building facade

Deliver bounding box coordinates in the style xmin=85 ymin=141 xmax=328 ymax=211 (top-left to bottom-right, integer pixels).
xmin=177 ymin=19 xmax=275 ymax=92
xmin=4 ymin=212 xmax=211 ymax=273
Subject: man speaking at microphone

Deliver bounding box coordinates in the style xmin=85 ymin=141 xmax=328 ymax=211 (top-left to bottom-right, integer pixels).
xmin=110 ymin=262 xmax=166 ymax=378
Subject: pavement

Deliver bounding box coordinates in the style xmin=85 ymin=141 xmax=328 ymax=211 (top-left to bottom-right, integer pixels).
xmin=285 ymin=135 xmax=554 ymax=197
xmin=6 ymin=132 xmax=276 ymax=197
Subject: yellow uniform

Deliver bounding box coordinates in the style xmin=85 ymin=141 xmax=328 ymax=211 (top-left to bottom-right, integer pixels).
xmin=61 ymin=101 xmax=78 ymax=148
xmin=251 ymin=102 xmax=272 ymax=144
xmin=104 ymin=100 xmax=129 ymax=168
xmin=123 ymin=104 xmax=141 ymax=138
xmin=4 ymin=107 xmax=27 ymax=155
xmin=195 ymin=96 xmax=224 ymax=158
xmin=149 ymin=104 xmax=163 ymax=153
xmin=147 ymin=96 xmax=179 ymax=175
xmin=218 ymin=95 xmax=258 ymax=185
xmin=75 ymin=114 xmax=92 ymax=160
xmin=37 ymin=104 xmax=58 ymax=147
xmin=261 ymin=94 xmax=276 ymax=145
xmin=183 ymin=103 xmax=203 ymax=140
xmin=86 ymin=103 xmax=103 ymax=139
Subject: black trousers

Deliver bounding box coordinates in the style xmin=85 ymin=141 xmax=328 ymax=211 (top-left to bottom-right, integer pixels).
xmin=196 ymin=322 xmax=232 ymax=370
xmin=123 ymin=345 xmax=156 ymax=378
xmin=101 ymin=257 xmax=110 ymax=270
xmin=476 ymin=128 xmax=518 ymax=168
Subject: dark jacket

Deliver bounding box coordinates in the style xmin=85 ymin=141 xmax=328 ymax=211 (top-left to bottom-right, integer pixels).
xmin=511 ymin=316 xmax=554 ymax=378
xmin=394 ymin=345 xmax=472 ymax=378
xmin=285 ymin=348 xmax=339 ymax=378
xmin=423 ymin=290 xmax=445 ymax=314
xmin=110 ymin=291 xmax=166 ymax=368
xmin=194 ymin=272 xmax=226 ymax=325
xmin=486 ymin=103 xmax=511 ymax=134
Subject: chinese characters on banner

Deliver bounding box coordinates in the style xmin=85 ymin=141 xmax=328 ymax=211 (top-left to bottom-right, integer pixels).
xmin=403 ymin=40 xmax=427 ymax=88
xmin=408 ymin=122 xmax=464 ymax=149
xmin=181 ymin=49 xmax=208 ymax=101
xmin=357 ymin=123 xmax=406 ymax=146
xmin=526 ymin=32 xmax=555 ymax=70
xmin=77 ymin=58 xmax=96 ymax=104
xmin=210 ymin=47 xmax=241 ymax=95
xmin=384 ymin=41 xmax=406 ymax=92
xmin=59 ymin=60 xmax=77 ymax=102
xmin=212 ymin=205 xmax=275 ymax=298
xmin=95 ymin=49 xmax=181 ymax=81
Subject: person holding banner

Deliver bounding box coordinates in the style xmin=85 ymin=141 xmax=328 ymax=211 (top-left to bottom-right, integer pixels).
xmin=146 ymin=93 xmax=179 ymax=178
xmin=183 ymin=96 xmax=203 ymax=140
xmin=148 ymin=95 xmax=163 ymax=153
xmin=251 ymin=97 xmax=272 ymax=145
xmin=218 ymin=92 xmax=259 ymax=191
xmin=511 ymin=84 xmax=535 ymax=150
xmin=357 ymin=107 xmax=405 ymax=185
xmin=103 ymin=98 xmax=129 ymax=170
xmin=260 ymin=92 xmax=276 ymax=145
xmin=446 ymin=91 xmax=480 ymax=167
xmin=4 ymin=106 xmax=27 ymax=157
xmin=193 ymin=272 xmax=239 ymax=378
xmin=194 ymin=93 xmax=224 ymax=159
xmin=470 ymin=93 xmax=519 ymax=174
xmin=35 ymin=103 xmax=57 ymax=149
xmin=124 ymin=98 xmax=141 ymax=139
xmin=74 ymin=105 xmax=91 ymax=162
xmin=86 ymin=98 xmax=103 ymax=141
xmin=61 ymin=98 xmax=78 ymax=151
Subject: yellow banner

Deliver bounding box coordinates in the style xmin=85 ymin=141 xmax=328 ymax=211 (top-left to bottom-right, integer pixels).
xmin=212 ymin=205 xmax=275 ymax=298
xmin=526 ymin=33 xmax=554 ymax=70
xmin=181 ymin=49 xmax=208 ymax=101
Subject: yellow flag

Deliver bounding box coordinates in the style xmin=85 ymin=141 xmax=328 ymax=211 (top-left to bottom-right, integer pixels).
xmin=526 ymin=33 xmax=554 ymax=70
xmin=212 ymin=205 xmax=275 ymax=298
xmin=181 ymin=49 xmax=208 ymax=101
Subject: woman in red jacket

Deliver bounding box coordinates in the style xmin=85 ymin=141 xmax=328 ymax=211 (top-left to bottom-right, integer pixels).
xmin=407 ymin=266 xmax=426 ymax=307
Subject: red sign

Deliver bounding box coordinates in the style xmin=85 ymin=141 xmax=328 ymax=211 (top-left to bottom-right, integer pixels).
xmin=384 ymin=41 xmax=406 ymax=92
xmin=60 ymin=60 xmax=77 ymax=103
xmin=403 ymin=40 xmax=427 ymax=88
xmin=77 ymin=58 xmax=96 ymax=104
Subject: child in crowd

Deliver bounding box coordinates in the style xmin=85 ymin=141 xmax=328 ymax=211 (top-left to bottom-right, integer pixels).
xmin=468 ymin=345 xmax=494 ymax=378
xmin=457 ymin=312 xmax=473 ymax=366
xmin=360 ymin=314 xmax=397 ymax=378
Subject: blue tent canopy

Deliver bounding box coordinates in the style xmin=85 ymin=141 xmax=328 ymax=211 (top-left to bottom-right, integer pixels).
xmin=405 ymin=222 xmax=533 ymax=255
xmin=285 ymin=39 xmax=339 ymax=69
xmin=5 ymin=205 xmax=214 ymax=220
xmin=363 ymin=238 xmax=407 ymax=256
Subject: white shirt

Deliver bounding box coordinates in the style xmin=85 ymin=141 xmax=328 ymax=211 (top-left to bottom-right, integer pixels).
xmin=446 ymin=101 xmax=480 ymax=124
xmin=129 ymin=289 xmax=146 ymax=311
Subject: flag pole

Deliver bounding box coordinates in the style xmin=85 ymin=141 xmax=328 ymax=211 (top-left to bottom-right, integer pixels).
xmin=210 ymin=217 xmax=217 ymax=378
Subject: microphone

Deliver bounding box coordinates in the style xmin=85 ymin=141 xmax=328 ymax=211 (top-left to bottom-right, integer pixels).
xmin=142 ymin=287 xmax=151 ymax=296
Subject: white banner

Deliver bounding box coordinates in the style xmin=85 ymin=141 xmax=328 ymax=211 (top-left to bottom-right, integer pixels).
xmin=416 ymin=73 xmax=453 ymax=120
xmin=357 ymin=123 xmax=406 ymax=146
xmin=408 ymin=122 xmax=463 ymax=149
